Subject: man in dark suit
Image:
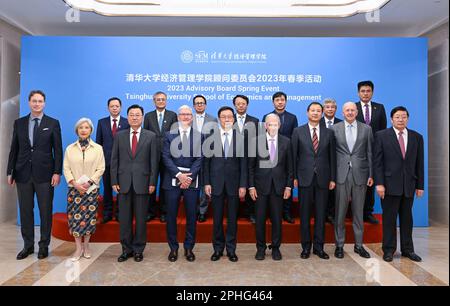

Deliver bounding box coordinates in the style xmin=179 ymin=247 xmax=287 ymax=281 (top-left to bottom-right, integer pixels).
xmin=233 ymin=94 xmax=259 ymax=224
xmin=355 ymin=81 xmax=387 ymax=224
xmin=374 ymin=106 xmax=424 ymax=263
xmin=263 ymin=92 xmax=298 ymax=224
xmin=111 ymin=104 xmax=158 ymax=263
xmin=292 ymin=102 xmax=336 ymax=260
xmin=7 ymin=90 xmax=63 ymax=260
xmin=320 ymin=98 xmax=342 ymax=224
xmin=192 ymin=95 xmax=217 ymax=223
xmin=96 ymin=97 xmax=129 ymax=223
xmin=162 ymin=105 xmax=203 ymax=262
xmin=143 ymin=91 xmax=178 ymax=223
xmin=204 ymin=106 xmax=247 ymax=262
xmin=248 ymin=113 xmax=293 ymax=261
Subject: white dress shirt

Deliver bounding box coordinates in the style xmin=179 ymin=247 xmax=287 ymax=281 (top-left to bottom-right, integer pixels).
xmin=195 ymin=113 xmax=205 ymax=132
xmin=129 ymin=127 xmax=142 ymax=149
xmin=110 ymin=116 xmax=120 ymax=130
xmin=360 ymin=101 xmax=372 ymax=121
xmin=219 ymin=127 xmax=233 ymax=151
xmin=237 ymin=113 xmax=247 ymax=132
xmin=308 ymin=122 xmax=320 ymax=142
xmin=393 ymin=127 xmax=408 ymax=152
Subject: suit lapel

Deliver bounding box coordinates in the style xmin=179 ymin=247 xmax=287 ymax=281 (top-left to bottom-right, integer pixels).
xmin=352 ymin=121 xmax=364 ymax=152
xmin=150 ymin=112 xmax=160 ymax=135
xmin=125 ymin=129 xmax=133 ymax=158
xmin=339 ymin=123 xmax=351 ymax=153
xmin=303 ymin=125 xmax=315 ymax=153
xmin=389 ymin=128 xmax=404 ymax=159
xmin=134 ymin=130 xmax=147 ymax=158
xmin=405 ymin=129 xmax=414 ymax=159
xmin=34 ymin=115 xmax=49 ymax=145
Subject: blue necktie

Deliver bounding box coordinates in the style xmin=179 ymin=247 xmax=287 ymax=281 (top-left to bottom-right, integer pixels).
xmin=158 ymin=113 xmax=163 ymax=131
xmin=223 ymin=132 xmax=230 ymax=159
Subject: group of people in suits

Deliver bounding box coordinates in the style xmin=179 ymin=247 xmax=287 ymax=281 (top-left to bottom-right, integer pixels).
xmin=7 ymin=80 xmax=424 ymax=264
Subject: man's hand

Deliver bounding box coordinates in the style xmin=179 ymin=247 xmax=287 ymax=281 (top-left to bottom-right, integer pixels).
xmin=204 ymin=185 xmax=212 ymax=197
xmin=367 ymin=178 xmax=374 ymax=187
xmin=249 ymin=188 xmax=258 ymax=201
xmin=283 ymin=188 xmax=292 ymax=200
xmin=177 ymin=173 xmax=192 ymax=185
xmin=149 ymin=185 xmax=156 ymax=194
xmin=416 ymin=189 xmax=424 ymax=198
xmin=112 ymin=185 xmax=120 ymax=193
xmin=294 ymin=179 xmax=298 ymax=188
xmin=376 ymin=185 xmax=385 ymax=200
xmin=329 ymin=181 xmax=336 ymax=190
xmin=239 ymin=187 xmax=246 ymax=199
xmin=51 ymin=174 xmax=61 ymax=187
xmin=7 ymin=175 xmax=15 ymax=186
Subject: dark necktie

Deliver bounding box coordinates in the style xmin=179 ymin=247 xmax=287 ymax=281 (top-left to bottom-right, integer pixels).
xmin=312 ymin=127 xmax=319 ymax=154
xmin=131 ymin=131 xmax=138 ymax=157
xmin=364 ymin=104 xmax=371 ymax=125
xmin=112 ymin=119 xmax=117 ymax=137
xmin=398 ymin=131 xmax=406 ymax=159
xmin=33 ymin=118 xmax=39 ymax=147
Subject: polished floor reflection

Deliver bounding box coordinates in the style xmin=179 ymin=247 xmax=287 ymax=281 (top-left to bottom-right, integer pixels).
xmin=0 ymin=223 xmax=447 ymax=286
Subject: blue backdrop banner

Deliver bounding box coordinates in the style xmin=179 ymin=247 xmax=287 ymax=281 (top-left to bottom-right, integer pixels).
xmin=19 ymin=36 xmax=428 ymax=226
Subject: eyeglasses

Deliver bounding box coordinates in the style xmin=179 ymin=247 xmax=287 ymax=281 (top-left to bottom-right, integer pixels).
xmin=194 ymin=102 xmax=206 ymax=106
xmin=179 ymin=113 xmax=193 ymax=117
xmin=219 ymin=116 xmax=234 ymax=120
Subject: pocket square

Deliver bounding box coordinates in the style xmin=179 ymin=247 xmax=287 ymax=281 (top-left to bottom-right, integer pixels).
xmin=42 ymin=128 xmax=49 ymax=131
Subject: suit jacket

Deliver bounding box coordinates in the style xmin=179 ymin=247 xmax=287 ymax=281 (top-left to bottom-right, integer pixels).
xmin=263 ymin=111 xmax=298 ymax=139
xmin=161 ymin=126 xmax=203 ymax=190
xmin=248 ymin=134 xmax=293 ymax=196
xmin=331 ymin=121 xmax=373 ymax=185
xmin=320 ymin=117 xmax=342 ymax=129
xmin=356 ymin=101 xmax=387 ymax=133
xmin=7 ymin=114 xmax=63 ymax=184
xmin=110 ymin=128 xmax=158 ymax=194
xmin=234 ymin=113 xmax=259 ymax=134
xmin=193 ymin=113 xmax=217 ymax=135
xmin=143 ymin=109 xmax=178 ymax=155
xmin=291 ymin=124 xmax=336 ymax=189
xmin=373 ymin=128 xmax=424 ymax=198
xmin=95 ymin=116 xmax=129 ymax=166
xmin=203 ymin=128 xmax=247 ymax=196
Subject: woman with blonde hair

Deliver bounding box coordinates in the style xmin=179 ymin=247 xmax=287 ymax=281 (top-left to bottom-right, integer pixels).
xmin=63 ymin=118 xmax=105 ymax=261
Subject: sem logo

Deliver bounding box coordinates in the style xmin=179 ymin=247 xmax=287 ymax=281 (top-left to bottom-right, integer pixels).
xmin=181 ymin=50 xmax=194 ymax=63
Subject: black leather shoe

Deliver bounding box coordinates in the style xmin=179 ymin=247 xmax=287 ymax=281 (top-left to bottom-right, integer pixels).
xmin=283 ymin=213 xmax=295 ymax=224
xmin=354 ymin=245 xmax=371 ymax=258
xmin=326 ymin=215 xmax=335 ymax=224
xmin=334 ymin=247 xmax=344 ymax=259
xmin=227 ymin=252 xmax=238 ymax=262
xmin=364 ymin=214 xmax=379 ymax=224
xmin=118 ymin=252 xmax=134 ymax=262
xmin=300 ymin=249 xmax=311 ymax=259
xmin=402 ymin=252 xmax=422 ymax=262
xmin=184 ymin=249 xmax=195 ymax=262
xmin=271 ymin=248 xmax=282 ymax=261
xmin=383 ymin=253 xmax=394 ymax=262
xmin=146 ymin=214 xmax=156 ymax=222
xmin=255 ymin=249 xmax=265 ymax=260
xmin=197 ymin=214 xmax=206 ymax=223
xmin=102 ymin=216 xmax=112 ymax=224
xmin=249 ymin=215 xmax=256 ymax=224
xmin=211 ymin=251 xmax=223 ymax=261
xmin=16 ymin=247 xmax=34 ymax=260
xmin=160 ymin=214 xmax=167 ymax=223
xmin=313 ymin=249 xmax=330 ymax=260
xmin=134 ymin=253 xmax=143 ymax=262
xmin=168 ymin=249 xmax=178 ymax=262
xmin=38 ymin=247 xmax=49 ymax=260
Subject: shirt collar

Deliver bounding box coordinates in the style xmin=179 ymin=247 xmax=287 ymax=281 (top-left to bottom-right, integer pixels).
xmin=308 ymin=122 xmax=320 ymax=131
xmin=110 ymin=115 xmax=120 ymax=122
xmin=345 ymin=120 xmax=357 ymax=127
xmin=361 ymin=101 xmax=372 ymax=107
xmin=130 ymin=127 xmax=142 ymax=134
xmin=156 ymin=109 xmax=165 ymax=116
xmin=393 ymin=127 xmax=408 ymax=136
xmin=219 ymin=127 xmax=232 ymax=136
xmin=30 ymin=113 xmax=44 ymax=121
xmin=266 ymin=133 xmax=277 ymax=141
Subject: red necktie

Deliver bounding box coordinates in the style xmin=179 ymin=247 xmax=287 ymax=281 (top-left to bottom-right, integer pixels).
xmin=398 ymin=131 xmax=406 ymax=159
xmin=131 ymin=131 xmax=138 ymax=157
xmin=112 ymin=119 xmax=117 ymax=137
xmin=312 ymin=127 xmax=319 ymax=154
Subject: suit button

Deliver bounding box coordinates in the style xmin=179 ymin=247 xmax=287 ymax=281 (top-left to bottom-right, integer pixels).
xmin=31 ymin=149 xmax=34 ymax=152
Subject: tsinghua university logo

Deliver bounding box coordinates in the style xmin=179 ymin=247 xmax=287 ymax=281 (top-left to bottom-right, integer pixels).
xmin=181 ymin=50 xmax=194 ymax=63
xmin=181 ymin=50 xmax=268 ymax=64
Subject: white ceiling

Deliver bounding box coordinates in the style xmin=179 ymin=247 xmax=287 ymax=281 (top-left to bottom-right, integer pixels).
xmin=0 ymin=0 xmax=448 ymax=36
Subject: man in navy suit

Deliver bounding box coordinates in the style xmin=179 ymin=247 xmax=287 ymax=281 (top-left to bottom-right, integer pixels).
xmin=7 ymin=90 xmax=63 ymax=260
xmin=162 ymin=105 xmax=203 ymax=262
xmin=204 ymin=106 xmax=247 ymax=262
xmin=374 ymin=106 xmax=424 ymax=263
xmin=355 ymin=81 xmax=387 ymax=224
xmin=263 ymin=92 xmax=298 ymax=224
xmin=96 ymin=97 xmax=129 ymax=223
xmin=320 ymin=98 xmax=342 ymax=224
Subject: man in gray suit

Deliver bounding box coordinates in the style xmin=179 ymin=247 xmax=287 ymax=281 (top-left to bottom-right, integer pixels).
xmin=111 ymin=104 xmax=159 ymax=263
xmin=331 ymin=102 xmax=373 ymax=259
xmin=192 ymin=95 xmax=217 ymax=222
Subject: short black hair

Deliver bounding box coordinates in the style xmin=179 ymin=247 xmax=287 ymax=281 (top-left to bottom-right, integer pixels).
xmin=28 ymin=90 xmax=46 ymax=101
xmin=272 ymin=91 xmax=287 ymax=101
xmin=108 ymin=97 xmax=122 ymax=107
xmin=233 ymin=95 xmax=249 ymax=105
xmin=390 ymin=106 xmax=409 ymax=118
xmin=217 ymin=106 xmax=235 ymax=118
xmin=307 ymin=101 xmax=323 ymax=112
xmin=358 ymin=80 xmax=374 ymax=91
xmin=127 ymin=104 xmax=144 ymax=115
xmin=193 ymin=95 xmax=207 ymax=105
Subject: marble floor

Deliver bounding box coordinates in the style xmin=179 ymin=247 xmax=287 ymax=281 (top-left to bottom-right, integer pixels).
xmin=0 ymin=223 xmax=448 ymax=286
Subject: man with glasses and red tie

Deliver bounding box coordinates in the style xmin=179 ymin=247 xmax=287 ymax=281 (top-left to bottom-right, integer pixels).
xmin=356 ymin=81 xmax=387 ymax=225
xmin=96 ymin=97 xmax=129 ymax=223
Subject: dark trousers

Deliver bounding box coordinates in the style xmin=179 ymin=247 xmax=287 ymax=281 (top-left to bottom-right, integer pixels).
xmin=381 ymin=195 xmax=415 ymax=255
xmin=148 ymin=162 xmax=166 ymax=217
xmin=212 ymin=192 xmax=239 ymax=253
xmin=363 ymin=186 xmax=375 ymax=217
xmin=166 ymin=187 xmax=199 ymax=251
xmin=244 ymin=193 xmax=256 ymax=218
xmin=118 ymin=186 xmax=148 ymax=254
xmin=102 ymin=165 xmax=118 ymax=219
xmin=255 ymin=183 xmax=283 ymax=251
xmin=16 ymin=178 xmax=54 ymax=249
xmin=299 ymin=175 xmax=328 ymax=251
xmin=326 ymin=189 xmax=336 ymax=218
xmin=283 ymin=196 xmax=293 ymax=216
xmin=198 ymin=190 xmax=209 ymax=215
